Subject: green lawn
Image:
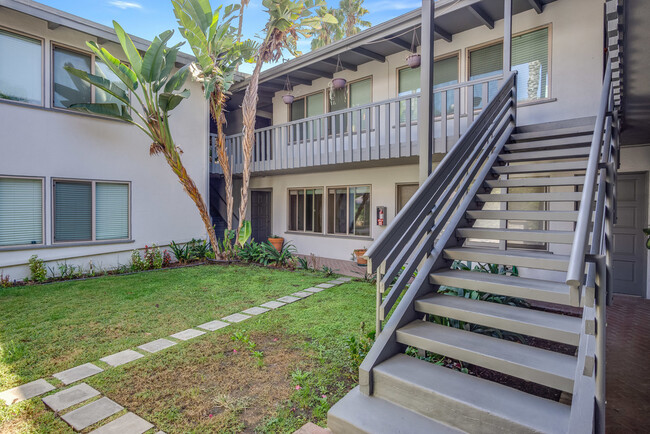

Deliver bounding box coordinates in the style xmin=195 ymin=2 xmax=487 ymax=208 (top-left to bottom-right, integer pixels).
xmin=0 ymin=264 xmax=375 ymax=433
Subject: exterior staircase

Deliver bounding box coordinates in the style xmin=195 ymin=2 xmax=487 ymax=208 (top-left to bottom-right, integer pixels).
xmin=329 ymin=63 xmax=616 ymax=433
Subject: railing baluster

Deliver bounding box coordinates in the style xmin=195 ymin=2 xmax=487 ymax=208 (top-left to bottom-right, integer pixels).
xmin=454 ymin=88 xmax=461 ymax=143
xmin=365 ymin=107 xmax=371 ymax=160
xmin=346 ymin=111 xmax=353 ymax=163
xmin=302 ymin=121 xmax=307 ymax=167
xmin=356 ymin=108 xmax=362 ymax=162
xmin=394 ymin=100 xmax=401 ymax=158
xmin=481 ymin=83 xmax=489 ymax=112
xmin=384 ymin=103 xmax=390 ymax=159
xmin=338 ymin=113 xmax=344 ymax=163
xmin=405 ymin=98 xmax=412 ymax=156
xmin=440 ymin=91 xmax=448 ymax=153
xmin=373 ymin=105 xmax=380 ymax=160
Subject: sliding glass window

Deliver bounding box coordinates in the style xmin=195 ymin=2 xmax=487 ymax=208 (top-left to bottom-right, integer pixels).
xmin=288 ymin=188 xmax=323 ymax=233
xmin=327 ymin=186 xmax=370 ymax=236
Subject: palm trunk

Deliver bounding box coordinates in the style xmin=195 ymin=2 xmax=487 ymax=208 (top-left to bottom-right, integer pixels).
xmin=209 ymin=90 xmax=234 ymax=231
xmin=237 ymin=54 xmax=265 ymax=241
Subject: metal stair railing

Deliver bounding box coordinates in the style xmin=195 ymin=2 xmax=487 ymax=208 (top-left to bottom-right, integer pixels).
xmin=567 ymin=56 xmax=617 ymax=434
xmin=358 ymin=72 xmax=517 ymax=396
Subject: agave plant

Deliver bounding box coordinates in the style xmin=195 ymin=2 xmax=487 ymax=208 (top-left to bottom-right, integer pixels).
xmin=64 ymin=21 xmax=221 ymax=255
xmin=172 ymin=0 xmax=257 ymax=237
xmin=237 ymin=0 xmax=336 ymax=242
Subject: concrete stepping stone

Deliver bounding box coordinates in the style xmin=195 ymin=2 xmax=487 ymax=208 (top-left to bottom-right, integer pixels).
xmin=277 ymin=295 xmax=300 ymax=304
xmin=170 ymin=329 xmax=205 ymax=341
xmin=303 ymin=287 xmax=325 ymax=293
xmin=292 ymin=291 xmax=312 ymax=298
xmin=338 ymin=277 xmax=352 ymax=282
xmin=42 ymin=383 xmax=100 ymax=412
xmin=197 ymin=320 xmax=230 ymax=331
xmin=222 ymin=313 xmax=251 ymax=323
xmin=260 ymin=300 xmax=286 ymax=309
xmin=100 ymin=350 xmax=144 ymax=367
xmin=316 ymin=283 xmax=335 ymax=289
xmin=137 ymin=338 xmax=176 ymax=354
xmin=89 ymin=412 xmax=154 ymax=434
xmin=61 ymin=397 xmax=123 ymax=431
xmin=0 ymin=379 xmax=55 ymax=405
xmin=54 ymin=363 xmax=104 ymax=385
xmin=242 ymin=307 xmax=269 ymax=315
xmin=328 ymin=280 xmax=345 ymax=285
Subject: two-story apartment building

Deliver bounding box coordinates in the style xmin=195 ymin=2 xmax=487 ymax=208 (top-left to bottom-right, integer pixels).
xmin=0 ymin=0 xmax=209 ymax=281
xmin=216 ymin=0 xmax=649 ymax=302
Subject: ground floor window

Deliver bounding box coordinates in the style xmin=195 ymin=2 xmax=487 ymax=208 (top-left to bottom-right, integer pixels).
xmin=53 ymin=179 xmax=129 ymax=243
xmin=0 ymin=176 xmax=43 ymax=247
xmin=327 ymin=186 xmax=371 ymax=236
xmin=288 ymin=188 xmax=323 ymax=233
xmin=396 ymin=183 xmax=419 ymax=214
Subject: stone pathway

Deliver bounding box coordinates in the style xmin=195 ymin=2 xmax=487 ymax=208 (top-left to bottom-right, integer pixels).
xmin=0 ymin=275 xmax=355 ymax=432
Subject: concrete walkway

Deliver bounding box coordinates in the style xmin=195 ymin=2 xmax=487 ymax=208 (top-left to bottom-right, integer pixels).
xmin=606 ymin=294 xmax=650 ymax=433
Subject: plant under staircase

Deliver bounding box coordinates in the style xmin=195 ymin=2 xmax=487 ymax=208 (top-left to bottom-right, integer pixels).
xmin=328 ymin=60 xmax=617 ymax=433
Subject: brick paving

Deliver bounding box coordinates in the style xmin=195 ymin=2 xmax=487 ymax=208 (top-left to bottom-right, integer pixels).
xmin=606 ymin=294 xmax=650 ymax=433
xmin=297 ymin=255 xmax=367 ymax=278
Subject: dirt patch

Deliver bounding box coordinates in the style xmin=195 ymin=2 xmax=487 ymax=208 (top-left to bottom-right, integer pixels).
xmin=102 ymin=331 xmax=303 ymax=433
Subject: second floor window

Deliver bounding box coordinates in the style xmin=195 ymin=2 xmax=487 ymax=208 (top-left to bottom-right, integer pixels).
xmin=328 ymin=78 xmax=372 ymax=134
xmin=53 ymin=46 xmax=129 ymax=110
xmin=0 ymin=29 xmax=42 ymax=105
xmin=290 ymin=92 xmax=325 ymax=141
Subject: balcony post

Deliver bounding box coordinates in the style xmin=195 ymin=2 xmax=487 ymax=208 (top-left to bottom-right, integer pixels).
xmin=503 ymin=0 xmax=512 ymax=73
xmin=418 ymin=0 xmax=435 ymax=184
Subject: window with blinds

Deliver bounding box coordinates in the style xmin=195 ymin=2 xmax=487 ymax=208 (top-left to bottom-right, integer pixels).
xmin=0 ymin=29 xmax=42 ymax=105
xmin=469 ymin=27 xmax=550 ymax=106
xmin=54 ymin=180 xmax=129 ymax=243
xmin=0 ymin=177 xmax=43 ymax=247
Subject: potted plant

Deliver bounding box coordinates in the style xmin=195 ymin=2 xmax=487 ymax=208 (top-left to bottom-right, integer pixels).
xmin=268 ymin=234 xmax=284 ymax=251
xmin=331 ymin=77 xmax=347 ymax=89
xmin=353 ymin=248 xmax=368 ymax=266
xmin=282 ymin=76 xmax=294 ymax=104
xmin=406 ymin=53 xmax=421 ymax=68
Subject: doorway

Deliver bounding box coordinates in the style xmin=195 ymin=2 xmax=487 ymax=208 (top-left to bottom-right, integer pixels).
xmin=251 ymin=190 xmax=272 ymax=243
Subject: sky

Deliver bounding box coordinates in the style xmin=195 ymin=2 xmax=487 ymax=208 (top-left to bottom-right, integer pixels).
xmin=37 ymin=0 xmax=422 ymax=74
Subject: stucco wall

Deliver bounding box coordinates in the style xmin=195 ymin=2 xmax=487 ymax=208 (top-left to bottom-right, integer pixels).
xmin=248 ymin=163 xmax=421 ymax=261
xmin=268 ymin=0 xmax=603 ymax=129
xmin=0 ymin=9 xmax=209 ymax=280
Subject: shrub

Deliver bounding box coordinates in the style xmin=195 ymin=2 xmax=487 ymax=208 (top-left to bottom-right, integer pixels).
xmin=55 ymin=262 xmax=81 ymax=280
xmin=130 ymin=249 xmax=147 ymax=271
xmin=258 ymin=242 xmax=296 ymax=267
xmin=28 ymin=255 xmax=47 ymax=282
xmin=0 ymin=272 xmax=12 ymax=288
xmin=162 ymin=249 xmax=172 ymax=267
xmin=169 ymin=241 xmax=191 ymax=263
xmin=144 ymin=244 xmax=164 ymax=269
xmin=346 ymin=323 xmax=376 ymax=379
xmin=237 ymin=241 xmax=264 ymax=263
xmin=187 ymin=238 xmax=210 ymax=260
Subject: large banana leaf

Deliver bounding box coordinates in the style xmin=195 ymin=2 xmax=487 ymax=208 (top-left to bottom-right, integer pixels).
xmin=86 ymin=42 xmax=138 ymax=91
xmin=63 ymin=66 xmax=130 ymax=104
xmin=68 ymin=103 xmax=133 ymax=122
xmin=158 ymin=89 xmax=190 ymax=112
xmin=164 ymin=64 xmax=190 ymax=93
xmin=141 ymin=30 xmax=175 ymax=83
xmin=113 ymin=21 xmax=143 ymax=80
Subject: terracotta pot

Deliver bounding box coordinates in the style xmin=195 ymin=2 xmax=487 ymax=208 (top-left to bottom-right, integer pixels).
xmin=331 ymin=77 xmax=347 ymax=89
xmin=406 ymin=53 xmax=421 ymax=69
xmin=354 ymin=249 xmax=368 ymax=266
xmin=268 ymin=237 xmax=284 ymax=251
xmin=282 ymin=94 xmax=295 ymax=104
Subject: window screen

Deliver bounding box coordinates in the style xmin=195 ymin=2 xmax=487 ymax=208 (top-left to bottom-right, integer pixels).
xmin=96 ymin=183 xmax=129 ymax=240
xmin=0 ymin=178 xmax=43 ymax=246
xmin=0 ymin=30 xmax=42 ymax=104
xmin=54 ymin=181 xmax=92 ymax=242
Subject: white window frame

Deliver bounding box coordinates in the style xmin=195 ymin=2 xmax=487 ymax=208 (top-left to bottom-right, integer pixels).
xmin=52 ymin=178 xmax=131 ymax=245
xmin=0 ymin=26 xmax=45 ymax=108
xmin=0 ymin=175 xmax=45 ymax=249
xmin=287 ymin=186 xmax=324 ymax=234
xmin=326 ymin=184 xmax=372 ymax=237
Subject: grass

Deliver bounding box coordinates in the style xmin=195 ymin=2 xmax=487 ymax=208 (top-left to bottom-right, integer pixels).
xmin=0 ymin=264 xmax=375 ymax=433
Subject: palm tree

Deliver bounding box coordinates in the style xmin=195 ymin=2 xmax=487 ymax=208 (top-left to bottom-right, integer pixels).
xmin=311 ymin=6 xmax=343 ymax=50
xmin=64 ymin=22 xmax=221 ymax=255
xmin=339 ymin=0 xmax=370 ymax=37
xmin=236 ymin=0 xmax=250 ymax=43
xmin=172 ymin=0 xmax=257 ymax=239
xmin=238 ymin=0 xmax=336 ymax=241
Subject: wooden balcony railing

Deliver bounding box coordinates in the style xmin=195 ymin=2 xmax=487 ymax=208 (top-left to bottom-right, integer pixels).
xmin=211 ymin=75 xmax=503 ymax=174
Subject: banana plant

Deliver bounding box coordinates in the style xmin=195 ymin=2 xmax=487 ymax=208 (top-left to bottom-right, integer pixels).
xmin=238 ymin=0 xmax=336 ymax=243
xmin=64 ymin=21 xmax=221 ymax=255
xmin=172 ymin=0 xmax=257 ymax=241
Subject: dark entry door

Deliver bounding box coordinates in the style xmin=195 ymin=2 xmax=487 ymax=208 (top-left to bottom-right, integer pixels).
xmin=613 ymin=173 xmax=647 ymax=296
xmin=251 ymin=190 xmax=272 ymax=243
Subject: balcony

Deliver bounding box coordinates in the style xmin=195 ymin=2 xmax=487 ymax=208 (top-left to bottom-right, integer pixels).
xmin=211 ymin=75 xmax=502 ymax=175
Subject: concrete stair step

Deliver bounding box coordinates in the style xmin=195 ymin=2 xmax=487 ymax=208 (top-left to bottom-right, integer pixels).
xmin=429 ymin=269 xmax=572 ymax=305
xmin=485 ymin=176 xmax=586 ymax=188
xmin=442 ymin=246 xmax=570 ymax=271
xmin=372 ymin=354 xmax=571 ymax=433
xmin=396 ymin=320 xmax=577 ymax=392
xmin=492 ymin=160 xmax=588 ymax=174
xmin=466 ymin=209 xmax=579 ymax=221
xmin=476 ymin=192 xmax=583 ymax=202
xmin=415 ymin=292 xmax=581 ymax=345
xmin=457 ymin=227 xmax=575 ymax=244
xmin=510 ymin=125 xmax=594 ymax=141
xmin=499 ymin=147 xmax=591 ymax=162
xmin=327 ymin=385 xmax=462 ymax=434
xmin=504 ymin=134 xmax=593 ymax=151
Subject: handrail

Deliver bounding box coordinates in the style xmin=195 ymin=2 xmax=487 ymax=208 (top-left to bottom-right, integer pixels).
xmin=566 ymin=58 xmax=612 ymax=289
xmin=358 ymin=72 xmax=517 ymax=393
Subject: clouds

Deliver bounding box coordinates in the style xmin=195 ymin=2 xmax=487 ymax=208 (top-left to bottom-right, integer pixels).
xmin=109 ymin=1 xmax=143 ymax=10
xmin=365 ymin=0 xmax=420 ymax=12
